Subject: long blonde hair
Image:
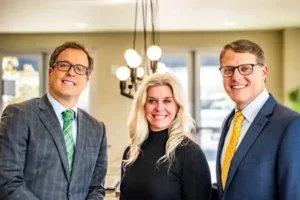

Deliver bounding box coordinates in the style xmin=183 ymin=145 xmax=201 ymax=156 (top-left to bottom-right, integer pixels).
xmin=123 ymin=72 xmax=195 ymax=167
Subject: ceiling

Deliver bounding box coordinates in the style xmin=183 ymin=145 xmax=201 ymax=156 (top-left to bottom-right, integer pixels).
xmin=0 ymin=0 xmax=299 ymax=33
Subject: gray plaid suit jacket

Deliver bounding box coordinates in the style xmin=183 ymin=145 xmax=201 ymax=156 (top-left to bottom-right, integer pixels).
xmin=0 ymin=94 xmax=107 ymax=200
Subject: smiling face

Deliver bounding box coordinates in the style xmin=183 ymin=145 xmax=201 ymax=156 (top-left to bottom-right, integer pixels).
xmin=48 ymin=48 xmax=89 ymax=107
xmin=221 ymin=49 xmax=268 ymax=110
xmin=145 ymin=85 xmax=179 ymax=132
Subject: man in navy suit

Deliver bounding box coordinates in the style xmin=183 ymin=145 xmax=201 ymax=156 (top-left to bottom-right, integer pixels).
xmin=0 ymin=42 xmax=107 ymax=199
xmin=214 ymin=39 xmax=300 ymax=200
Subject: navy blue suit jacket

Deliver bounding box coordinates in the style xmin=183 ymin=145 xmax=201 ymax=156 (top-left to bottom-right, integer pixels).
xmin=216 ymin=95 xmax=300 ymax=200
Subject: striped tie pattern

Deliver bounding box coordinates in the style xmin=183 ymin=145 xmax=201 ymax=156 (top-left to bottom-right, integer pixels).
xmin=62 ymin=109 xmax=75 ymax=173
xmin=221 ymin=111 xmax=244 ymax=189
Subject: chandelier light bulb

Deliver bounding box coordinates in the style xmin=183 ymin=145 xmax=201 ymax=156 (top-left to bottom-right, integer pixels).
xmin=116 ymin=66 xmax=131 ymax=81
xmin=126 ymin=53 xmax=142 ymax=68
xmin=137 ymin=67 xmax=145 ymax=78
xmin=124 ymin=49 xmax=137 ymax=61
xmin=157 ymin=62 xmax=167 ymax=74
xmin=147 ymin=45 xmax=162 ymax=61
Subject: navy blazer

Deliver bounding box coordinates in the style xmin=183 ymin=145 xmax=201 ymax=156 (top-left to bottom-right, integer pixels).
xmin=216 ymin=95 xmax=300 ymax=200
xmin=0 ymin=95 xmax=107 ymax=200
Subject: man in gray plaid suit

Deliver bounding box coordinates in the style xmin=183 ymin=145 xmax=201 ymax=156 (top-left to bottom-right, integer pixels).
xmin=0 ymin=42 xmax=107 ymax=199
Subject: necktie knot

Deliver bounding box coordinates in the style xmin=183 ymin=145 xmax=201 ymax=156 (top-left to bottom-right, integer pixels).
xmin=235 ymin=111 xmax=244 ymax=122
xmin=62 ymin=109 xmax=74 ymax=122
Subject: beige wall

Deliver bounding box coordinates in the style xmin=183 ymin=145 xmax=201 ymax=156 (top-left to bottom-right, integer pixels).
xmin=283 ymin=28 xmax=300 ymax=104
xmin=0 ymin=30 xmax=285 ymax=170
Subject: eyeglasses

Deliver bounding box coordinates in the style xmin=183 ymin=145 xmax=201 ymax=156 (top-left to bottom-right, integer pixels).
xmin=53 ymin=61 xmax=88 ymax=75
xmin=219 ymin=64 xmax=263 ymax=77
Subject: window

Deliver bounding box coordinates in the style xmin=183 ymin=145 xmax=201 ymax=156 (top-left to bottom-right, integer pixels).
xmin=196 ymin=54 xmax=235 ymax=183
xmin=0 ymin=55 xmax=43 ymax=111
xmin=160 ymin=53 xmax=190 ymax=97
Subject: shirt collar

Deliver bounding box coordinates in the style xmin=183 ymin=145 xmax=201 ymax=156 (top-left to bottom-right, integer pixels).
xmin=47 ymin=93 xmax=78 ymax=119
xmin=235 ymin=89 xmax=269 ymax=123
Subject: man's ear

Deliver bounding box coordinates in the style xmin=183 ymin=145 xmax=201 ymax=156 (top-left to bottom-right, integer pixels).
xmin=262 ymin=65 xmax=268 ymax=75
xmin=262 ymin=65 xmax=268 ymax=81
xmin=48 ymin=67 xmax=54 ymax=76
xmin=48 ymin=68 xmax=54 ymax=85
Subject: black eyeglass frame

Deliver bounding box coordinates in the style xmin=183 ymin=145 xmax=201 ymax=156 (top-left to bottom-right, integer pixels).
xmin=219 ymin=63 xmax=263 ymax=77
xmin=53 ymin=61 xmax=89 ymax=75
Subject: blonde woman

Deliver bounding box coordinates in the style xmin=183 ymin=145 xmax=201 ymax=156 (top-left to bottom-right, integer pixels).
xmin=120 ymin=72 xmax=211 ymax=200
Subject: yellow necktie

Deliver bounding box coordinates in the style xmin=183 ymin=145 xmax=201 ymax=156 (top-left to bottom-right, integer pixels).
xmin=221 ymin=111 xmax=244 ymax=189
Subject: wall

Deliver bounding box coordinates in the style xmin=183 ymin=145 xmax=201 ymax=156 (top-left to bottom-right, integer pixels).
xmin=283 ymin=28 xmax=300 ymax=104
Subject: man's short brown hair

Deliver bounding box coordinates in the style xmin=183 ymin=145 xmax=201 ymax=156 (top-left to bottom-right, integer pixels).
xmin=49 ymin=42 xmax=94 ymax=76
xmin=220 ymin=39 xmax=266 ymax=66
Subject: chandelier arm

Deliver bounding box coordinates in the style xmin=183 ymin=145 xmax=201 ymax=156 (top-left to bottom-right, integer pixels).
xmin=142 ymin=0 xmax=150 ymax=75
xmin=121 ymin=91 xmax=134 ymax=99
xmin=118 ymin=0 xmax=162 ymax=99
xmin=150 ymin=60 xmax=157 ymax=72
xmin=133 ymin=0 xmax=138 ymax=49
xmin=119 ymin=81 xmax=126 ymax=91
xmin=130 ymin=68 xmax=138 ymax=91
xmin=155 ymin=0 xmax=159 ymax=45
xmin=150 ymin=0 xmax=155 ymax=45
xmin=120 ymin=81 xmax=134 ymax=99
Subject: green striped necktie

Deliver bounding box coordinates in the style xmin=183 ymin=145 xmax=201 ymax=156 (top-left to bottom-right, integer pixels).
xmin=62 ymin=109 xmax=75 ymax=173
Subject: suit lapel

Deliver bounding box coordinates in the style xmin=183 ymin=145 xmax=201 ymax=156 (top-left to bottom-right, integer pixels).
xmin=224 ymin=95 xmax=277 ymax=193
xmin=37 ymin=95 xmax=71 ymax=181
xmin=70 ymin=109 xmax=88 ymax=186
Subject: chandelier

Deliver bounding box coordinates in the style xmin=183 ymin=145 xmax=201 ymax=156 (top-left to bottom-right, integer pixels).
xmin=115 ymin=0 xmax=166 ymax=99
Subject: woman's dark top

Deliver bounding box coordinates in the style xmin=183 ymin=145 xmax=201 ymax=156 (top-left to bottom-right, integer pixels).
xmin=120 ymin=129 xmax=211 ymax=200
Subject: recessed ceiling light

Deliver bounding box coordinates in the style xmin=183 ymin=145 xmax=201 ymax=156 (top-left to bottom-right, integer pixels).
xmin=224 ymin=21 xmax=237 ymax=26
xmin=102 ymin=0 xmax=134 ymax=4
xmin=76 ymin=22 xmax=88 ymax=29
